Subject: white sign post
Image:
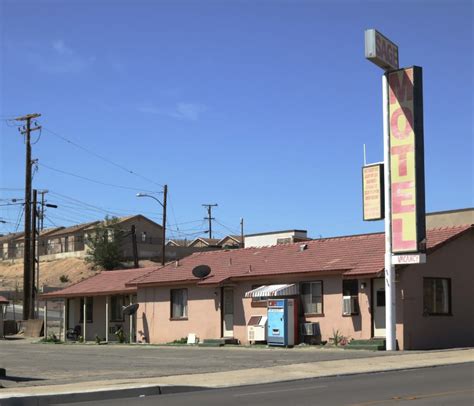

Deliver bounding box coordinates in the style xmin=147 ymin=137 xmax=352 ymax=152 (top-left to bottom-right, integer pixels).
xmin=365 ymin=29 xmax=399 ymax=351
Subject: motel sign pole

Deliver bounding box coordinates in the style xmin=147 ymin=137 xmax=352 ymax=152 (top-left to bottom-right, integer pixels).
xmin=365 ymin=30 xmax=426 ymax=351
xmin=382 ymin=73 xmax=396 ymax=351
xmin=365 ymin=29 xmax=399 ymax=351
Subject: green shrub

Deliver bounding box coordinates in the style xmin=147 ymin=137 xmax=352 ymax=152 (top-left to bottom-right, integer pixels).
xmin=59 ymin=274 xmax=70 ymax=283
xmin=115 ymin=328 xmax=126 ymax=343
xmin=41 ymin=333 xmax=61 ymax=343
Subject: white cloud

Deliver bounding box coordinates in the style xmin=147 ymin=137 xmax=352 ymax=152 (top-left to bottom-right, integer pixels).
xmin=138 ymin=102 xmax=208 ymax=121
xmin=24 ymin=39 xmax=95 ymax=74
xmin=52 ymin=39 xmax=73 ymax=56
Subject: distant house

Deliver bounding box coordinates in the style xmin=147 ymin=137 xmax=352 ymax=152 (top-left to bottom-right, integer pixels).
xmin=1 ymin=215 xmax=164 ymax=262
xmin=0 ymin=232 xmax=24 ymax=260
xmin=42 ymin=222 xmax=99 ymax=258
xmin=217 ymin=235 xmax=242 ymax=249
xmin=166 ymin=239 xmax=189 ymax=247
xmin=187 ymin=238 xmax=221 ymax=248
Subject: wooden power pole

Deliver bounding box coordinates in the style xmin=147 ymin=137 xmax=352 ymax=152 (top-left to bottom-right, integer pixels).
xmin=131 ymin=225 xmax=139 ymax=268
xmin=202 ymin=203 xmax=218 ymax=239
xmin=15 ymin=113 xmax=41 ymax=321
xmin=161 ymin=185 xmax=167 ymax=266
xmin=31 ymin=189 xmax=38 ymax=318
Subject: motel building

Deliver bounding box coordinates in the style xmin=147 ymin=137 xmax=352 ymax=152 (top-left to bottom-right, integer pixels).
xmin=41 ymin=220 xmax=473 ymax=350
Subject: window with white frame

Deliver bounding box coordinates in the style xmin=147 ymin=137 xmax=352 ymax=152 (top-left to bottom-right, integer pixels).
xmin=423 ymin=278 xmax=451 ymax=315
xmin=170 ymin=288 xmax=188 ymax=319
xmin=342 ymin=279 xmax=359 ymax=315
xmin=301 ymin=281 xmax=323 ymax=315
xmin=141 ymin=231 xmax=147 ymax=243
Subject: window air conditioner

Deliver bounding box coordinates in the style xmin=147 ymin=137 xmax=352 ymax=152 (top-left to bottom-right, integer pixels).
xmin=343 ymin=295 xmax=358 ymax=315
xmin=301 ymin=322 xmax=318 ymax=336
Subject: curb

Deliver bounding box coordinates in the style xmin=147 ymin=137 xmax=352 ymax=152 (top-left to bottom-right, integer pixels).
xmin=0 ymin=385 xmax=208 ymax=406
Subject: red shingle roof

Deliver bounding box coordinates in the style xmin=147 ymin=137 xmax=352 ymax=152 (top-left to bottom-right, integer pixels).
xmin=40 ymin=267 xmax=157 ymax=299
xmin=40 ymin=225 xmax=472 ymax=298
xmin=129 ymin=225 xmax=472 ymax=287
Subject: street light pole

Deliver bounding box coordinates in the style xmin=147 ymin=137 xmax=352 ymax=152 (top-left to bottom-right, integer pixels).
xmin=136 ymin=185 xmax=167 ymax=266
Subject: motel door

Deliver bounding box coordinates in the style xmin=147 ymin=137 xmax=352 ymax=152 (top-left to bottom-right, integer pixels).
xmin=223 ymin=288 xmax=234 ymax=338
xmin=373 ymin=278 xmax=386 ymax=337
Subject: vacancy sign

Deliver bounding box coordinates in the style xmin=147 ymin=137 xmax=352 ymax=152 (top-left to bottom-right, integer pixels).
xmin=389 ymin=66 xmax=426 ymax=253
xmin=365 ymin=29 xmax=399 ymax=71
xmin=363 ymin=164 xmax=384 ymax=221
xmin=392 ymin=253 xmax=426 ymax=265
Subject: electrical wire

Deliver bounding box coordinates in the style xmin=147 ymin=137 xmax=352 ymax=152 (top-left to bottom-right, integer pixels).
xmin=39 ymin=163 xmax=158 ymax=193
xmin=42 ymin=126 xmax=164 ymax=188
xmin=214 ymin=219 xmax=240 ymax=236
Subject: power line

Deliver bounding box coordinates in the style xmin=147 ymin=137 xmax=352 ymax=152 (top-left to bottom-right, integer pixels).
xmin=48 ymin=191 xmax=123 ymax=217
xmin=39 ymin=163 xmax=158 ymax=193
xmin=214 ymin=219 xmax=240 ymax=236
xmin=42 ymin=126 xmax=164 ymax=189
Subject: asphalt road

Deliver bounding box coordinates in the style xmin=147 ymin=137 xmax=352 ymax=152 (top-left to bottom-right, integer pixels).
xmin=66 ymin=363 xmax=474 ymax=406
xmin=0 ymin=339 xmax=393 ymax=387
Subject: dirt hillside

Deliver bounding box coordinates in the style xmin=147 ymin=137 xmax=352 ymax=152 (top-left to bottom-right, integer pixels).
xmin=0 ymin=258 xmax=159 ymax=294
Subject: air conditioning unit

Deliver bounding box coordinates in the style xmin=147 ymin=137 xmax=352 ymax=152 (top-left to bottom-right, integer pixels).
xmin=301 ymin=322 xmax=320 ymax=336
xmin=247 ymin=315 xmax=267 ymax=342
xmin=343 ymin=295 xmax=358 ymax=315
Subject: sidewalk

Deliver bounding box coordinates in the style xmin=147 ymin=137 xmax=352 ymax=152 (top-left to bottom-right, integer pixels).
xmin=1 ymin=348 xmax=472 ymax=403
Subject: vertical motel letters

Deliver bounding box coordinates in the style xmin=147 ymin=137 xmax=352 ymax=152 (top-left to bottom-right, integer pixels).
xmin=388 ymin=67 xmax=425 ymax=253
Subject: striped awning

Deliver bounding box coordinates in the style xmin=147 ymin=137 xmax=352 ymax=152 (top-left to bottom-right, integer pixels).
xmin=245 ymin=284 xmax=299 ymax=298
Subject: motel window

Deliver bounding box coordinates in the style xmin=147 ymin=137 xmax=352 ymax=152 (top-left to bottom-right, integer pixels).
xmin=301 ymin=281 xmax=323 ymax=315
xmin=423 ymin=278 xmax=451 ymax=316
xmin=110 ymin=295 xmax=125 ymax=322
xmin=79 ymin=297 xmax=93 ymax=323
xmin=342 ymin=279 xmax=359 ymax=315
xmin=171 ymin=289 xmax=188 ymax=319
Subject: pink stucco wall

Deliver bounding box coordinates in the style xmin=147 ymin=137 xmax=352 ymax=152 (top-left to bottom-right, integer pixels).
xmin=136 ymin=285 xmax=221 ymax=344
xmin=135 ymin=231 xmax=472 ymax=348
xmin=400 ymin=231 xmax=474 ymax=349
xmin=137 ymin=274 xmax=378 ymax=345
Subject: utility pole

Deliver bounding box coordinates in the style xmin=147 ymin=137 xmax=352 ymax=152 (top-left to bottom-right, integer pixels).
xmin=131 ymin=225 xmax=139 ymax=268
xmin=162 ymin=185 xmax=167 ymax=266
xmin=31 ymin=189 xmax=38 ymax=319
xmin=15 ymin=113 xmax=41 ymax=321
xmin=202 ymin=204 xmax=218 ymax=239
xmin=136 ymin=185 xmax=167 ymax=266
xmin=38 ymin=190 xmax=49 ymax=231
xmin=240 ymin=217 xmax=244 ymax=248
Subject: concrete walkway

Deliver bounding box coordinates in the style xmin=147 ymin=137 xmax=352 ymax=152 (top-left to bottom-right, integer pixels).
xmin=1 ymin=348 xmax=472 ymax=402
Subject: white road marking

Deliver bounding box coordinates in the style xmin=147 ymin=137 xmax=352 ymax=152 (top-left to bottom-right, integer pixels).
xmin=234 ymin=384 xmax=328 ymax=397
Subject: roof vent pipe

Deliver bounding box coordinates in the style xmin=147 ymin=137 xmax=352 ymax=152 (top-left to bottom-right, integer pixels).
xmin=300 ymin=244 xmax=308 ymax=252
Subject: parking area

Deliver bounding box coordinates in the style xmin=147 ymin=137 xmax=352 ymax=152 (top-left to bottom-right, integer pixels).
xmin=0 ymin=339 xmax=394 ymax=387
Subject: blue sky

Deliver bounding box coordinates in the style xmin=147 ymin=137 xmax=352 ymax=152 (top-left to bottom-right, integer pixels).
xmin=1 ymin=0 xmax=472 ymax=240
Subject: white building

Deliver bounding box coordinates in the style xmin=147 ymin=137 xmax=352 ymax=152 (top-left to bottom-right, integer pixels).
xmin=244 ymin=229 xmax=309 ymax=248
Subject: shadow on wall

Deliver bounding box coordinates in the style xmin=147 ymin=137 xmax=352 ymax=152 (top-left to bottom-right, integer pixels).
xmin=138 ymin=312 xmax=150 ymax=343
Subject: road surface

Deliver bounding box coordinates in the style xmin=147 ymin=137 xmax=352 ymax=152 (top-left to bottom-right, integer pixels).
xmin=67 ymin=363 xmax=474 ymax=406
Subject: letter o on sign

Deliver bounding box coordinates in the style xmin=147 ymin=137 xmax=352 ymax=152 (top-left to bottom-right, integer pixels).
xmin=390 ymin=107 xmax=413 ymax=140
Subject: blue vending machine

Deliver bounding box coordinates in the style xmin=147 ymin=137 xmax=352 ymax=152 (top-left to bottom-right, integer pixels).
xmin=267 ymin=299 xmax=295 ymax=347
